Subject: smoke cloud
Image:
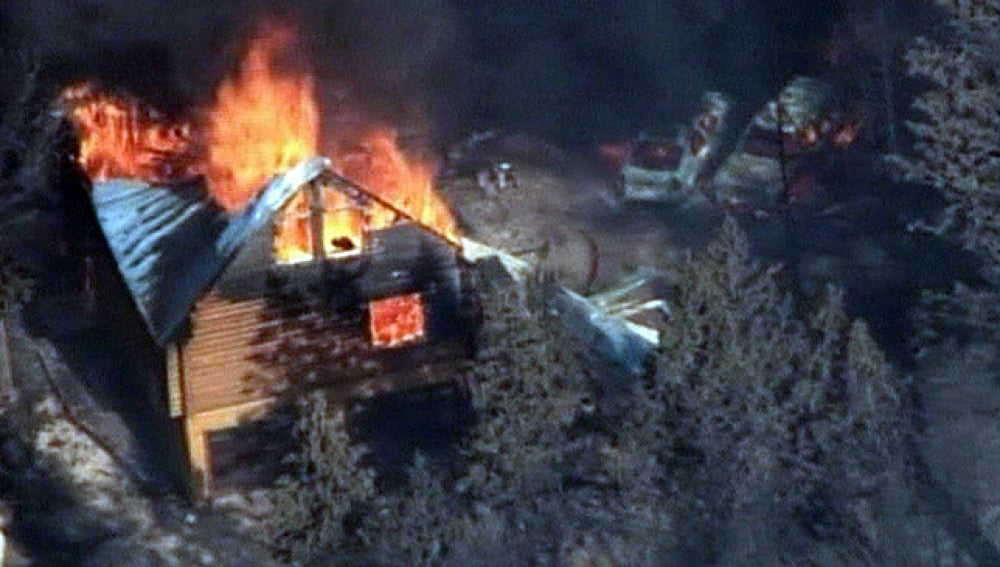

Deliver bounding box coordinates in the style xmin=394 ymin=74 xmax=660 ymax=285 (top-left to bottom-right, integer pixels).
xmin=1 ymin=0 xmax=843 ymax=148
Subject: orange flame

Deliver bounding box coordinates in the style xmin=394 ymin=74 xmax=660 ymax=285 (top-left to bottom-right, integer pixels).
xmin=832 ymin=120 xmax=861 ymax=148
xmin=62 ymin=83 xmax=197 ymax=183
xmin=369 ymin=293 xmax=427 ymax=348
xmin=206 ymin=22 xmax=320 ymax=211
xmin=597 ymin=141 xmax=631 ymax=168
xmin=62 ymin=19 xmax=459 ymax=263
xmin=331 ymin=127 xmax=458 ymax=244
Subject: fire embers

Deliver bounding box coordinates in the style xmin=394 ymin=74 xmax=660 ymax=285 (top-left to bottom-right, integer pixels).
xmin=369 ymin=293 xmax=427 ymax=348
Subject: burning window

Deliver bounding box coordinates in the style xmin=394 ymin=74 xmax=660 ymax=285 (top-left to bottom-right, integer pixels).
xmin=369 ymin=293 xmax=426 ymax=348
xmin=273 ymin=183 xmax=365 ymax=264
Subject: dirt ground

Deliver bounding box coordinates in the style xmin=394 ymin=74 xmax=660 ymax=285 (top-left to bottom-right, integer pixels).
xmin=438 ymin=134 xmax=721 ymax=292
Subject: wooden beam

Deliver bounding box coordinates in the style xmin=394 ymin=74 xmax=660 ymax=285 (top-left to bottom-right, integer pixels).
xmin=166 ymin=345 xmax=183 ymax=418
xmin=309 ymin=180 xmax=326 ymax=262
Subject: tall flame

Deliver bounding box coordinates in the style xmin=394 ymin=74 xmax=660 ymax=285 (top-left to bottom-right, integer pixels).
xmin=62 ymin=20 xmax=459 ymax=253
xmin=206 ymin=22 xmax=321 ymax=211
xmin=62 ymin=83 xmax=197 ymax=183
xmin=331 ymin=127 xmax=459 ymax=244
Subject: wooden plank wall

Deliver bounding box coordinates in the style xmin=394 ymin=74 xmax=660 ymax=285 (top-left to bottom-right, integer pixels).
xmin=182 ymin=295 xmax=275 ymax=415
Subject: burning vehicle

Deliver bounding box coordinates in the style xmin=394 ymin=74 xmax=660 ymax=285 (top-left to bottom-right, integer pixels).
xmin=606 ymin=91 xmax=730 ymax=204
xmin=603 ymin=77 xmax=861 ymax=213
xmin=712 ymin=76 xmax=861 ymax=210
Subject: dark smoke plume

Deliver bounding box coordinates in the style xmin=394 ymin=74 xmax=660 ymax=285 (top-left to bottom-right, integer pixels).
xmin=1 ymin=0 xmax=842 ymax=147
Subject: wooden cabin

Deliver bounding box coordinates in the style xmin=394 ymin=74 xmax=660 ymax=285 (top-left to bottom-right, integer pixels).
xmin=91 ymin=158 xmax=480 ymax=495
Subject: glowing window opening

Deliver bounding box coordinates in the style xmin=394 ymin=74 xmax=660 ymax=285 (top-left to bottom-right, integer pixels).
xmin=273 ymin=183 xmax=366 ymax=265
xmin=369 ymin=293 xmax=427 ymax=348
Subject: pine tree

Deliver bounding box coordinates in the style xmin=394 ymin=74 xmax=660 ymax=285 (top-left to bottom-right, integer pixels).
xmin=892 ymin=6 xmax=1000 ymax=562
xmin=656 ymin=217 xmax=904 ymax=562
xmin=361 ymin=278 xmax=589 ymax=565
xmin=0 ymin=55 xmax=44 ymax=314
xmin=359 ymin=276 xmax=674 ymax=566
xmin=891 ymin=1 xmax=1000 ymax=271
xmin=889 ymin=1 xmax=1000 ymax=350
xmin=265 ymin=392 xmax=376 ymax=564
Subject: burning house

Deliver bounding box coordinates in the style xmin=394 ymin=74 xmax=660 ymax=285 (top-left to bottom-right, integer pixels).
xmin=59 ymin=23 xmax=483 ymax=495
xmin=57 ymin=19 xmax=668 ymax=497
xmin=89 ymin=156 xmax=478 ymax=495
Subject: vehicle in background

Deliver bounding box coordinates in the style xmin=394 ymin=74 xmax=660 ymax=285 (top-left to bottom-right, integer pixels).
xmin=603 ymin=77 xmax=861 ymax=214
xmin=615 ymin=91 xmax=730 ymax=204
xmin=712 ymin=77 xmax=861 ymax=211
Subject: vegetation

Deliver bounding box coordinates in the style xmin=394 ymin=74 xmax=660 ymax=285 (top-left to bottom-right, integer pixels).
xmin=645 ymin=219 xmax=905 ymax=564
xmin=0 ymin=55 xmax=44 ymax=313
xmin=13 ymin=4 xmax=1000 ymax=562
xmin=892 ymin=0 xmax=1000 ymax=347
xmin=261 ymin=5 xmax=1000 ymax=564
xmin=264 ymin=393 xmax=376 ymax=565
xmin=892 ymin=0 xmax=1000 ymax=272
xmin=888 ymin=3 xmax=1000 ymax=564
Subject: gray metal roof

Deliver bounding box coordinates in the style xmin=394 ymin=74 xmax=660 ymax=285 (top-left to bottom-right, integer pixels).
xmin=91 ymin=157 xmax=330 ymax=346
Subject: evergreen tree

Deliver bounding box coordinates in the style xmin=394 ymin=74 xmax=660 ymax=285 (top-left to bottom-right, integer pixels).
xmin=265 ymin=393 xmax=376 ymax=565
xmin=891 ymin=4 xmax=1000 ymax=563
xmin=656 ymin=218 xmax=904 ymax=563
xmin=891 ymin=0 xmax=1000 ymax=271
xmin=361 ymin=277 xmax=672 ymax=566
